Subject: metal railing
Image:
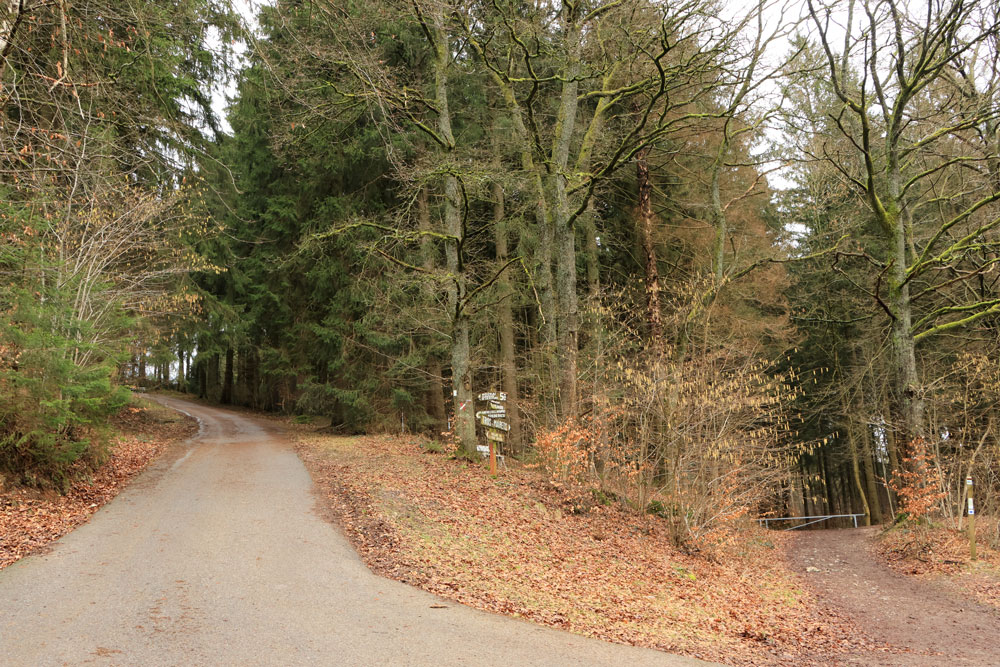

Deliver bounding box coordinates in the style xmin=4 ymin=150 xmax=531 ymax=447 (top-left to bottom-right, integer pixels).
xmin=758 ymin=513 xmax=866 ymax=530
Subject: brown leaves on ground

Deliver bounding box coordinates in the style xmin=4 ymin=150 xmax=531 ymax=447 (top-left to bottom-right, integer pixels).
xmin=294 ymin=431 xmax=880 ymax=666
xmin=875 ymin=519 xmax=1000 ymax=611
xmin=0 ymin=399 xmax=197 ymax=570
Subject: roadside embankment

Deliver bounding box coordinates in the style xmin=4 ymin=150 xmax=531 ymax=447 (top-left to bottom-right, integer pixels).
xmin=0 ymin=397 xmax=197 ymax=569
xmin=292 ymin=429 xmax=883 ymax=666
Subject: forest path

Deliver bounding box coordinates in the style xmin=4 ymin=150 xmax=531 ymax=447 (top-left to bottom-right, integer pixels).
xmin=0 ymin=396 xmax=708 ymax=666
xmin=788 ymin=527 xmax=1000 ymax=665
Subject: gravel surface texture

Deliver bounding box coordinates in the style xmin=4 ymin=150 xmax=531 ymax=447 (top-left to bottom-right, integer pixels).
xmin=788 ymin=526 xmax=1000 ymax=665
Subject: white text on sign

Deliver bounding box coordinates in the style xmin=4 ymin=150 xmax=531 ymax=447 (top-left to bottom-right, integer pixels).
xmin=479 ymin=416 xmax=510 ymax=431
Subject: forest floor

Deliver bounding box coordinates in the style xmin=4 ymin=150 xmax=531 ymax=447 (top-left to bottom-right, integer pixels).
xmin=788 ymin=527 xmax=1000 ymax=665
xmin=291 ymin=427 xmax=910 ymax=666
xmin=0 ymin=397 xmax=198 ymax=569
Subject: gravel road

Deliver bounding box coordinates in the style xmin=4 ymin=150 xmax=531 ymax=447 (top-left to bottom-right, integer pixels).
xmin=0 ymin=396 xmax=709 ymax=666
xmin=788 ymin=527 xmax=1000 ymax=665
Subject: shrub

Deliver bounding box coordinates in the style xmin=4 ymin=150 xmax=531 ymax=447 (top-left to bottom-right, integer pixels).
xmin=532 ymin=348 xmax=799 ymax=550
xmin=888 ymin=439 xmax=947 ymax=523
xmin=0 ymin=291 xmax=130 ymax=489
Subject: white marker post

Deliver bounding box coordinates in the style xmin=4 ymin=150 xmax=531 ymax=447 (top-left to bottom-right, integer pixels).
xmin=967 ymin=476 xmax=976 ymax=562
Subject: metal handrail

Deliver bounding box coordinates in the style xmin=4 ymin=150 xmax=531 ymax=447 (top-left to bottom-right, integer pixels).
xmin=758 ymin=513 xmax=866 ymax=530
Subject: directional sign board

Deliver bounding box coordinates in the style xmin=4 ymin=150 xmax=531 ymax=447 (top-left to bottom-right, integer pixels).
xmin=479 ymin=416 xmax=510 ymax=431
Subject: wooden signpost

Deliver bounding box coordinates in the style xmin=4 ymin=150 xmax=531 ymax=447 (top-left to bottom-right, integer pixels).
xmin=476 ymin=391 xmax=509 ymax=476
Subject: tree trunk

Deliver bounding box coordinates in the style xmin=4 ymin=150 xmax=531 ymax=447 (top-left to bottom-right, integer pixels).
xmin=450 ymin=307 xmax=476 ymax=453
xmin=839 ymin=467 xmax=854 ymax=526
xmin=533 ymin=204 xmax=558 ymax=423
xmin=425 ymin=357 xmax=447 ymax=435
xmin=537 ymin=209 xmax=558 ymax=353
xmin=846 ymin=415 xmax=872 ymax=526
xmin=710 ymin=142 xmax=728 ymax=285
xmin=430 ymin=10 xmax=475 ymax=456
xmin=197 ymin=359 xmax=206 ymax=398
xmin=487 ymin=76 xmax=556 ymax=418
xmin=583 ymin=203 xmax=600 ymax=300
xmin=221 ymin=347 xmax=234 ymax=404
xmin=240 ymin=347 xmax=252 ymax=405
xmin=555 ymin=210 xmax=578 ymax=419
xmin=247 ymin=346 xmax=259 ymax=409
xmin=820 ymin=446 xmax=836 ymax=516
xmin=884 ymin=394 xmax=901 ymax=516
xmin=887 ymin=147 xmax=925 ymax=455
xmin=860 ymin=420 xmax=883 ymax=524
xmin=550 ymin=11 xmax=582 ymax=420
xmin=801 ymin=460 xmax=813 ymax=518
xmin=418 ymin=187 xmax=447 ymax=435
xmin=636 ymin=145 xmax=664 ymax=347
xmin=889 ymin=257 xmax=923 ymax=456
xmin=493 ymin=181 xmax=523 ymax=454
xmin=177 ymin=344 xmax=186 ymax=393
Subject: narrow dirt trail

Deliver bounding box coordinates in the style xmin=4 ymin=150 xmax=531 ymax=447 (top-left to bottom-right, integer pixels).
xmin=788 ymin=527 xmax=1000 ymax=665
xmin=0 ymin=396 xmax=710 ymax=666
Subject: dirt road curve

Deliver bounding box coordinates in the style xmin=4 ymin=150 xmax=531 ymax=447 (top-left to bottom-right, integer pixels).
xmin=0 ymin=396 xmax=709 ymax=666
xmin=789 ymin=527 xmax=1000 ymax=665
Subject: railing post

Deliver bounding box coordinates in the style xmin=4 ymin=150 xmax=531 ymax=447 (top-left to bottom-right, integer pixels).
xmin=968 ymin=476 xmax=977 ymax=562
